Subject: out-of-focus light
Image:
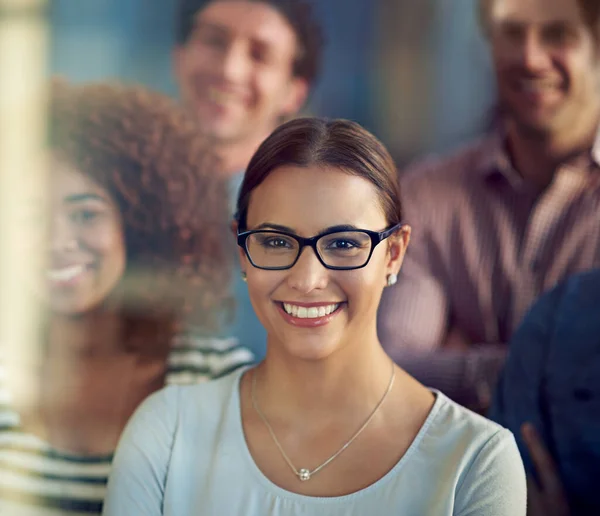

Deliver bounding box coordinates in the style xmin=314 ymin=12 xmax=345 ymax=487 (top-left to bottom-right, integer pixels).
xmin=0 ymin=0 xmax=48 ymax=415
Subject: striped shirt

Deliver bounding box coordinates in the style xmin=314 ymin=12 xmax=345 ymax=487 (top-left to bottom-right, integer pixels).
xmin=378 ymin=129 xmax=600 ymax=408
xmin=0 ymin=335 xmax=255 ymax=515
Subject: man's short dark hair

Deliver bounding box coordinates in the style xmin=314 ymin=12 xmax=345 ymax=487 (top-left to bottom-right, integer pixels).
xmin=478 ymin=0 xmax=600 ymax=40
xmin=176 ymin=0 xmax=324 ymax=85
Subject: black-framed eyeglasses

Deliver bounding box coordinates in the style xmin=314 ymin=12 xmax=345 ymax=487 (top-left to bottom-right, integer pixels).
xmin=237 ymin=223 xmax=406 ymax=271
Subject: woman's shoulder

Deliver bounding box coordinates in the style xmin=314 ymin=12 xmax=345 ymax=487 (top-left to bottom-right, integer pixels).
xmin=412 ymin=392 xmax=526 ymax=513
xmin=151 ymin=366 xmax=243 ymax=409
xmin=421 ymin=391 xmax=517 ymax=463
xmin=140 ymin=367 xmax=245 ymax=428
xmin=116 ymin=368 xmax=245 ymax=473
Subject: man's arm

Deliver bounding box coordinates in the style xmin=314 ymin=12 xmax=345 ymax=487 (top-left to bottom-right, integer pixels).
xmin=377 ymin=202 xmax=497 ymax=407
xmin=379 ymin=157 xmax=508 ymax=408
xmin=378 ymin=234 xmax=508 ymax=408
xmin=392 ymin=345 xmax=508 ymax=411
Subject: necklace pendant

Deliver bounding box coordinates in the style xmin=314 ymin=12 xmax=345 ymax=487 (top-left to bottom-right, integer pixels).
xmin=298 ymin=469 xmax=311 ymax=481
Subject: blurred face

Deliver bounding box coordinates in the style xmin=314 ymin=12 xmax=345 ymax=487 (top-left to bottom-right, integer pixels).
xmin=174 ymin=0 xmax=308 ymax=145
xmin=240 ymin=166 xmax=409 ymax=361
xmin=488 ymin=0 xmax=600 ymax=136
xmin=23 ymin=158 xmax=126 ymax=315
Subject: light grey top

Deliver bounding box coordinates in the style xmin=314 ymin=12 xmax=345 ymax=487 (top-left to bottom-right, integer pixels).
xmin=103 ymin=369 xmax=526 ymax=516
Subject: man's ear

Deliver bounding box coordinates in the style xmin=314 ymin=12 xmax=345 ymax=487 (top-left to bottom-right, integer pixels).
xmin=281 ymin=77 xmax=309 ymax=118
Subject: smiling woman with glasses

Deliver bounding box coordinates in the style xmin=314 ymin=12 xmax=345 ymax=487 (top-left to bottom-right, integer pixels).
xmin=103 ymin=118 xmax=526 ymax=516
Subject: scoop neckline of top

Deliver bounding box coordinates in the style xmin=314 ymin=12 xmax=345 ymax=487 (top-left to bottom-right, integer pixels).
xmin=229 ymin=367 xmax=444 ymax=504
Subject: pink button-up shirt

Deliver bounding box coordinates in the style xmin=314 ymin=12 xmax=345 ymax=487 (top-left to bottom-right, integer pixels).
xmin=378 ymin=131 xmax=600 ymax=407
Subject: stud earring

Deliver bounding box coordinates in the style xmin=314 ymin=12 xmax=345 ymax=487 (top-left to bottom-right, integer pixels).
xmin=241 ymin=271 xmax=247 ymax=282
xmin=386 ymin=273 xmax=397 ymax=287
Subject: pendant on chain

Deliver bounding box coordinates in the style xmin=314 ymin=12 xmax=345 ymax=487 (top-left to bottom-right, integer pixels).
xmin=298 ymin=469 xmax=311 ymax=481
xmin=251 ymin=361 xmax=396 ymax=484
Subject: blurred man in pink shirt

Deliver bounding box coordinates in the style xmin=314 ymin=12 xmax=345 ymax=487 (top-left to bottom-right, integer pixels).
xmin=378 ymin=0 xmax=600 ymax=410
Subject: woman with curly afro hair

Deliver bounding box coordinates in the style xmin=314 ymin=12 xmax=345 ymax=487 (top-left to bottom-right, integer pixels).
xmin=0 ymin=80 xmax=254 ymax=514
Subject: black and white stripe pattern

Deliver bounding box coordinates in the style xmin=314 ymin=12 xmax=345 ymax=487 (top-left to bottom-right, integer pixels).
xmin=0 ymin=335 xmax=255 ymax=514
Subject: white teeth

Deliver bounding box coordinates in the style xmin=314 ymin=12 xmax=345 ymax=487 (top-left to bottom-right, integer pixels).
xmin=282 ymin=303 xmax=340 ymax=319
xmin=47 ymin=265 xmax=85 ymax=282
xmin=208 ymin=88 xmax=236 ymax=104
xmin=518 ymin=79 xmax=557 ymax=92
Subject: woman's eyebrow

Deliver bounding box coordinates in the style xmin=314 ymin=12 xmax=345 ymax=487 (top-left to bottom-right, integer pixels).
xmin=251 ymin=223 xmax=362 ymax=234
xmin=319 ymin=224 xmax=360 ymax=233
xmin=253 ymin=222 xmax=296 ymax=233
xmin=63 ymin=193 xmax=108 ymax=204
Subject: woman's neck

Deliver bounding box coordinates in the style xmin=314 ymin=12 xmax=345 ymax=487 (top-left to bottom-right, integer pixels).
xmin=31 ymin=310 xmax=170 ymax=455
xmin=254 ymin=336 xmax=394 ymax=425
xmin=46 ymin=309 xmax=126 ymax=362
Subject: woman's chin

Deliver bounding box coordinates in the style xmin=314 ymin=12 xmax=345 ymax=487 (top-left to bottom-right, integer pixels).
xmin=277 ymin=336 xmax=341 ymax=361
xmin=47 ymin=296 xmax=104 ymax=318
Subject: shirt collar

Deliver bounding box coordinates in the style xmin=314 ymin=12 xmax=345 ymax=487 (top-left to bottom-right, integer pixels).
xmin=478 ymin=129 xmax=523 ymax=188
xmin=479 ymin=124 xmax=600 ymax=187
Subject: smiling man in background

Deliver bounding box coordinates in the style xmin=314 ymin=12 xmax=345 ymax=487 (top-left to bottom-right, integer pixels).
xmin=173 ymin=0 xmax=324 ymax=357
xmin=174 ymin=0 xmax=323 ymax=189
xmin=378 ymin=0 xmax=600 ymax=409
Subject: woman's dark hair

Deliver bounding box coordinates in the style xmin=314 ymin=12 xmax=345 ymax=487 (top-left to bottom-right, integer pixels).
xmin=235 ymin=117 xmax=402 ymax=231
xmin=49 ymin=79 xmax=232 ymax=344
xmin=177 ymin=0 xmax=324 ymax=85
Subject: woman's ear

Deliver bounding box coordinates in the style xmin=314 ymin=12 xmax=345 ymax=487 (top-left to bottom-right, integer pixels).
xmin=387 ymin=225 xmax=411 ymax=275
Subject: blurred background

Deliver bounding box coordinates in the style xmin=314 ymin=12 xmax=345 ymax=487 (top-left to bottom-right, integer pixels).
xmin=46 ymin=0 xmax=496 ymax=165
xmin=0 ymin=0 xmax=498 ymax=376
xmin=1 ymin=2 xmax=597 ymax=513
xmin=0 ymin=0 xmax=497 ymax=388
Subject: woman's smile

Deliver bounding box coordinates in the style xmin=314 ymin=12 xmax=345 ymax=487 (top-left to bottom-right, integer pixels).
xmin=276 ymin=300 xmax=345 ymax=327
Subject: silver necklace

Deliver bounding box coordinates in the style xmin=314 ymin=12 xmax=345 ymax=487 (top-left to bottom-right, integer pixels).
xmin=251 ymin=361 xmax=396 ymax=482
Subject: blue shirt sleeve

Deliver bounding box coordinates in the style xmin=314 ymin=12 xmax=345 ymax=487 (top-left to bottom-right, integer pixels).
xmin=102 ymin=385 xmax=180 ymax=516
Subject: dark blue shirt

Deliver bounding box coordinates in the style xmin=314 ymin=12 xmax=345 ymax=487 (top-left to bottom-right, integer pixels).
xmin=489 ymin=269 xmax=600 ymax=515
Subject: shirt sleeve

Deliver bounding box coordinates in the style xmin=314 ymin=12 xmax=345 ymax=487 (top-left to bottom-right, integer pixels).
xmin=102 ymin=386 xmax=181 ymax=516
xmin=379 ymin=163 xmax=499 ymax=408
xmin=455 ymin=429 xmax=527 ymax=516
